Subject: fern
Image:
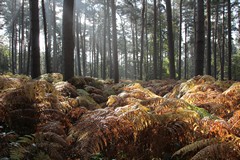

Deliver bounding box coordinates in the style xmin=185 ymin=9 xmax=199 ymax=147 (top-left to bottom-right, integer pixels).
xmin=172 ymin=138 xmax=219 ymax=159
xmin=190 ymin=142 xmax=240 ymax=160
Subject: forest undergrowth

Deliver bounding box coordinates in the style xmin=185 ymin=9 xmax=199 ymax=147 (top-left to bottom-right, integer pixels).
xmin=0 ymin=73 xmax=240 ymax=160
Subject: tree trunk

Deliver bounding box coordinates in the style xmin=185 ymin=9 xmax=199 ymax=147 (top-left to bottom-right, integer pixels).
xmin=111 ymin=0 xmax=119 ymax=83
xmin=11 ymin=0 xmax=16 ymax=74
xmin=184 ymin=25 xmax=188 ymax=79
xmin=107 ymin=0 xmax=113 ymax=79
xmin=227 ymin=0 xmax=232 ymax=80
xmin=139 ymin=0 xmax=145 ymax=80
xmin=19 ymin=0 xmax=25 ymax=74
xmin=76 ymin=10 xmax=81 ymax=76
xmin=195 ymin=0 xmax=205 ymax=76
xmin=206 ymin=0 xmax=211 ymax=75
xmin=213 ymin=1 xmax=219 ymax=79
xmin=63 ymin=0 xmax=74 ymax=80
xmin=153 ymin=0 xmax=158 ymax=79
xmin=30 ymin=0 xmax=41 ymax=78
xmin=165 ymin=0 xmax=176 ymax=79
xmin=178 ymin=0 xmax=183 ymax=79
xmin=53 ymin=0 xmax=57 ymax=72
xmin=102 ymin=0 xmax=107 ymax=79
xmin=221 ymin=1 xmax=225 ymax=80
xmin=42 ymin=0 xmax=51 ymax=73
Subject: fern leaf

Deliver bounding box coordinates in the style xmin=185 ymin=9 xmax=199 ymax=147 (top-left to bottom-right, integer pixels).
xmin=190 ymin=142 xmax=240 ymax=160
xmin=172 ymin=138 xmax=218 ymax=159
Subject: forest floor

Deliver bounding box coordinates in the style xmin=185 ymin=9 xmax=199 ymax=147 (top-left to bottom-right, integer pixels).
xmin=0 ymin=73 xmax=240 ymax=160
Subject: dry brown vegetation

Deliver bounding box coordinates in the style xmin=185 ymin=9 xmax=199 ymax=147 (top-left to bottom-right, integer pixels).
xmin=0 ymin=74 xmax=240 ymax=160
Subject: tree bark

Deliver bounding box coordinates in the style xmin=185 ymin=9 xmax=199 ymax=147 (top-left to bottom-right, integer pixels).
xmin=178 ymin=0 xmax=183 ymax=79
xmin=221 ymin=1 xmax=225 ymax=80
xmin=63 ymin=0 xmax=74 ymax=80
xmin=111 ymin=0 xmax=119 ymax=83
xmin=227 ymin=0 xmax=232 ymax=80
xmin=195 ymin=0 xmax=205 ymax=76
xmin=153 ymin=0 xmax=158 ymax=79
xmin=140 ymin=0 xmax=145 ymax=80
xmin=42 ymin=0 xmax=51 ymax=73
xmin=213 ymin=1 xmax=219 ymax=79
xmin=165 ymin=0 xmax=176 ymax=79
xmin=206 ymin=0 xmax=211 ymax=75
xmin=30 ymin=0 xmax=41 ymax=78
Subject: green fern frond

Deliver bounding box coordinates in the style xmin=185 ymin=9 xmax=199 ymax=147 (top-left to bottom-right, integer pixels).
xmin=33 ymin=151 xmax=51 ymax=160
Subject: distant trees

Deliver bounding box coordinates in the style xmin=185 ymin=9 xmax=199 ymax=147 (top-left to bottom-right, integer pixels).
xmin=0 ymin=0 xmax=239 ymax=80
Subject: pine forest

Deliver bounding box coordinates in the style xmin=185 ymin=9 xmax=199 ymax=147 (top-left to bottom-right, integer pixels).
xmin=0 ymin=0 xmax=240 ymax=159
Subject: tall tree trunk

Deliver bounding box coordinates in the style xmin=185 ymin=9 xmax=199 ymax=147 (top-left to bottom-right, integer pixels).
xmin=107 ymin=0 xmax=113 ymax=79
xmin=165 ymin=0 xmax=176 ymax=79
xmin=178 ymin=0 xmax=183 ymax=79
xmin=19 ymin=0 xmax=25 ymax=74
xmin=76 ymin=10 xmax=81 ymax=76
xmin=120 ymin=18 xmax=128 ymax=79
xmin=131 ymin=21 xmax=136 ymax=79
xmin=195 ymin=0 xmax=205 ymax=76
xmin=206 ymin=0 xmax=211 ymax=75
xmin=81 ymin=15 xmax=87 ymax=76
xmin=184 ymin=25 xmax=188 ymax=79
xmin=153 ymin=0 xmax=158 ymax=79
xmin=102 ymin=0 xmax=107 ymax=79
xmin=11 ymin=0 xmax=16 ymax=74
xmin=139 ymin=0 xmax=145 ymax=80
xmin=63 ymin=0 xmax=74 ymax=80
xmin=111 ymin=0 xmax=119 ymax=83
xmin=227 ymin=0 xmax=232 ymax=80
xmin=30 ymin=0 xmax=41 ymax=78
xmin=53 ymin=0 xmax=57 ymax=72
xmin=213 ymin=1 xmax=219 ymax=79
xmin=42 ymin=0 xmax=51 ymax=73
xmin=221 ymin=1 xmax=225 ymax=80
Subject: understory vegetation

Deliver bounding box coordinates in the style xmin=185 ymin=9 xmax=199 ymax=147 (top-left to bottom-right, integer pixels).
xmin=0 ymin=74 xmax=240 ymax=160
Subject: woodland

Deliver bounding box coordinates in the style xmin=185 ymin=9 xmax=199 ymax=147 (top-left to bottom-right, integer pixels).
xmin=0 ymin=0 xmax=240 ymax=159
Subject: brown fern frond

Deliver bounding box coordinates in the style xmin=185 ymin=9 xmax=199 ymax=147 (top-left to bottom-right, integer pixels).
xmin=172 ymin=138 xmax=219 ymax=160
xmin=54 ymin=81 xmax=79 ymax=98
xmin=190 ymin=142 xmax=240 ymax=160
xmin=38 ymin=73 xmax=63 ymax=84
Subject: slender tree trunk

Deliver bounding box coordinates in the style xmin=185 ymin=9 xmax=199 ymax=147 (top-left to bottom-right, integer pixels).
xmin=184 ymin=25 xmax=188 ymax=79
xmin=120 ymin=18 xmax=128 ymax=79
xmin=107 ymin=0 xmax=113 ymax=79
xmin=11 ymin=0 xmax=16 ymax=74
xmin=153 ymin=0 xmax=158 ymax=79
xmin=213 ymin=1 xmax=219 ymax=79
xmin=53 ymin=0 xmax=57 ymax=72
xmin=178 ymin=0 xmax=183 ymax=79
xmin=131 ymin=21 xmax=136 ymax=80
xmin=19 ymin=0 xmax=25 ymax=74
xmin=140 ymin=0 xmax=145 ymax=80
xmin=206 ymin=0 xmax=211 ymax=75
xmin=81 ymin=15 xmax=87 ymax=76
xmin=102 ymin=0 xmax=107 ymax=79
xmin=165 ymin=0 xmax=176 ymax=79
xmin=111 ymin=0 xmax=119 ymax=83
xmin=227 ymin=0 xmax=232 ymax=80
xmin=195 ymin=0 xmax=205 ymax=76
xmin=30 ymin=0 xmax=41 ymax=78
xmin=76 ymin=10 xmax=81 ymax=76
xmin=63 ymin=0 xmax=74 ymax=80
xmin=42 ymin=0 xmax=51 ymax=73
xmin=221 ymin=1 xmax=225 ymax=80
